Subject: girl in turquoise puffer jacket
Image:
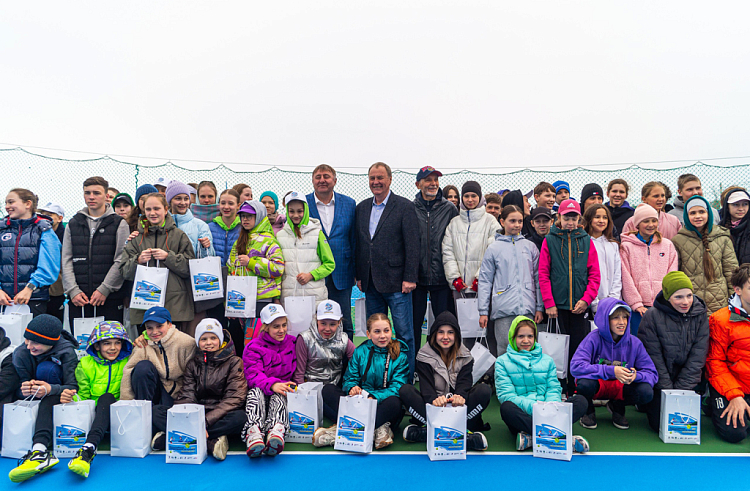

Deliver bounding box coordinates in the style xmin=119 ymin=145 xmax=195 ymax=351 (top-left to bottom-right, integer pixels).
xmin=495 ymin=316 xmax=590 ymax=453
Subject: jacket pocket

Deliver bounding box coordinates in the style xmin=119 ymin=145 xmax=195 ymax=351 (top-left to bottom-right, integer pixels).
xmin=388 ymin=256 xmax=404 ymax=267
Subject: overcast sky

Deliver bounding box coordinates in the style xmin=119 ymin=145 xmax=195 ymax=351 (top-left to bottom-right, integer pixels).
xmin=1 ymin=1 xmax=749 ymax=172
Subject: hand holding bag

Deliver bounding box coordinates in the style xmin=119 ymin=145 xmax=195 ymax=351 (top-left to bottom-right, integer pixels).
xmin=53 ymin=397 xmax=96 ymax=458
xmin=538 ymin=318 xmax=570 ymax=380
xmin=287 ymin=382 xmax=324 ymax=443
xmin=426 ymin=403 xmax=467 ymax=461
xmin=110 ymin=400 xmax=153 ymax=458
xmin=189 ymin=249 xmax=224 ymax=301
xmin=130 ymin=259 xmax=169 ymax=310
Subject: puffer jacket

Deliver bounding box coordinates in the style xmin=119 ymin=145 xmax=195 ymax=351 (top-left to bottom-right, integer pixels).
xmin=414 ymin=190 xmax=458 ymax=286
xmin=707 ymin=296 xmax=750 ymax=400
xmin=120 ymin=214 xmax=196 ymax=323
xmin=539 ymin=226 xmax=600 ymax=310
xmin=494 ymin=316 xmax=561 ymax=415
xmin=671 ymin=197 xmax=738 ymax=314
xmin=343 ymin=339 xmax=410 ymax=403
xmin=209 ymin=215 xmax=241 ymax=267
xmin=13 ymin=330 xmax=79 ymax=397
xmin=477 ymin=233 xmax=543 ymax=319
xmin=175 ymin=331 xmax=248 ymax=426
xmin=605 ymin=202 xmax=634 ymax=239
xmin=620 ymin=232 xmax=679 ymax=310
xmin=75 ymin=321 xmax=133 ymax=402
xmin=622 ymin=210 xmax=681 ymax=240
xmin=720 ymin=191 xmax=750 ymax=265
xmin=442 ymin=205 xmax=498 ymax=289
xmin=591 ymin=235 xmax=623 ymax=313
xmin=293 ymin=316 xmax=352 ymax=385
xmin=637 ymin=292 xmax=709 ymax=391
xmin=243 ymin=330 xmax=296 ymax=396
xmin=173 ymin=209 xmax=216 ymax=258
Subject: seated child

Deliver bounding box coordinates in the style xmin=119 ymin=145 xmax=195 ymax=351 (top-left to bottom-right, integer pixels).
xmin=242 ymin=304 xmax=297 ymax=458
xmin=9 ymin=315 xmax=78 ymax=483
xmin=317 ymin=313 xmax=409 ymax=450
xmin=0 ymin=326 xmax=18 ymax=407
xmin=158 ymin=318 xmax=248 ymax=461
xmin=64 ymin=321 xmax=132 ymax=478
xmin=570 ymin=297 xmax=658 ymax=430
xmin=495 ymin=316 xmax=589 ymax=452
xmin=119 ymin=306 xmax=196 ymax=450
xmin=399 ymin=311 xmax=490 ymax=451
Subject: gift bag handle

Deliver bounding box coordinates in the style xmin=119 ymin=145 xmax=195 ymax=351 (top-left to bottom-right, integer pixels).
xmin=17 ymin=386 xmax=44 ymax=408
xmin=80 ymin=306 xmax=98 ymax=319
xmin=231 ymin=258 xmax=247 ymax=277
xmin=116 ymin=408 xmax=133 ymax=435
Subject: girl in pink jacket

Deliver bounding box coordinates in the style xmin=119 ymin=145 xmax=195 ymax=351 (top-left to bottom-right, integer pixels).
xmin=620 ymin=204 xmax=678 ymax=335
xmin=621 ymin=182 xmax=682 ymax=240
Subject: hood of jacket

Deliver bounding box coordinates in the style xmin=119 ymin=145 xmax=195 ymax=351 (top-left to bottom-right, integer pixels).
xmin=460 ymin=196 xmax=487 ymax=211
xmin=502 ymin=190 xmax=524 ymax=210
xmin=673 ymin=196 xmax=685 ymax=212
xmin=48 ymin=330 xmax=79 ymax=357
xmin=653 ymin=290 xmax=708 ymax=320
xmin=620 ymin=230 xmax=651 ymax=248
xmin=0 ymin=326 xmax=10 ymax=352
xmin=593 ymin=297 xmax=631 ymax=345
xmin=85 ymin=321 xmax=133 ymax=365
xmin=308 ymin=314 xmax=346 ymax=346
xmin=137 ymin=212 xmax=179 ymax=235
xmin=683 ymin=195 xmax=714 ymax=235
xmin=426 ymin=311 xmax=463 ymax=348
xmin=212 ymin=214 xmax=241 ymax=231
xmin=508 ymin=315 xmax=538 ymax=352
xmin=286 ymin=198 xmax=311 ymax=231
xmin=194 ymin=329 xmax=237 ymax=365
xmin=244 ymin=199 xmax=269 ymax=227
xmin=494 ymin=232 xmax=526 ymax=243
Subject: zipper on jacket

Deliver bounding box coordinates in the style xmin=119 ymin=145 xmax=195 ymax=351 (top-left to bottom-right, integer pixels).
xmin=88 ymin=220 xmax=94 ymax=296
xmin=159 ymin=343 xmax=170 ymax=380
xmin=203 ymin=352 xmax=208 ymax=390
xmin=106 ymin=364 xmax=112 ymax=393
xmin=13 ymin=223 xmax=21 ymax=295
xmin=427 ymin=210 xmax=432 ymax=283
xmin=463 ymin=211 xmax=472 ymax=284
xmin=568 ymin=234 xmax=573 ymax=308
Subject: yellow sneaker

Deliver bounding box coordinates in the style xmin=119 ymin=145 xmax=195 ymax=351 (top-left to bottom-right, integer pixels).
xmin=9 ymin=450 xmax=59 ymax=483
xmin=68 ymin=446 xmax=96 ymax=478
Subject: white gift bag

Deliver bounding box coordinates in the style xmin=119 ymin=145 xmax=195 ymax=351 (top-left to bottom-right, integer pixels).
xmin=53 ymin=399 xmax=96 ymax=458
xmin=538 ymin=319 xmax=570 ymax=380
xmin=130 ymin=260 xmax=169 ymax=310
xmin=422 ymin=300 xmax=434 ymax=336
xmin=470 ymin=335 xmax=496 ymax=385
xmin=284 ymin=287 xmax=316 ymax=337
xmin=354 ymin=297 xmax=367 ymax=337
xmin=659 ymin=390 xmax=701 ymax=445
xmin=225 ymin=271 xmax=258 ymax=318
xmin=73 ymin=307 xmax=104 ymax=360
xmin=189 ymin=254 xmax=224 ymax=301
xmin=287 ymin=382 xmax=324 ymax=443
xmin=0 ymin=305 xmax=32 ymax=347
xmin=110 ymin=400 xmax=153 ymax=458
xmin=1 ymin=397 xmax=39 ymax=458
xmin=456 ymin=297 xmax=482 ymax=338
xmin=166 ymin=404 xmax=207 ymax=464
xmin=426 ymin=404 xmax=467 ymax=461
xmin=532 ymin=401 xmax=573 ymax=462
xmin=334 ymin=395 xmax=377 ymax=454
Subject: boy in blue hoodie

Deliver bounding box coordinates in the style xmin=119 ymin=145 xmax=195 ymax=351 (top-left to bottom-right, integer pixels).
xmin=570 ymin=297 xmax=658 ymax=430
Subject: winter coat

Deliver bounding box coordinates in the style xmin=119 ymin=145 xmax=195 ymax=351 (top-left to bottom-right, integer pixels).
xmin=228 ymin=201 xmax=285 ymax=300
xmin=539 ymin=226 xmax=600 ymax=310
xmin=75 ymin=322 xmax=133 ymax=402
xmin=622 ymin=210 xmax=681 ymax=240
xmin=619 ymin=232 xmax=679 ymax=310
xmin=242 ymin=330 xmax=296 ymax=396
xmin=0 ymin=327 xmax=19 ymax=404
xmin=605 ymin=202 xmax=634 ymax=239
xmin=270 ymin=213 xmax=286 ymax=235
xmin=442 ymin=205 xmax=498 ymax=289
xmin=175 ymin=331 xmax=248 ymax=426
xmin=276 ymin=200 xmax=334 ymax=303
xmin=209 ymin=215 xmax=241 ymax=267
xmin=669 ymin=196 xmax=720 ymax=226
xmin=120 ymin=327 xmax=196 ymax=400
xmin=637 ymin=292 xmax=709 ymax=391
xmin=120 ymin=214 xmax=196 ymax=323
xmin=293 ymin=318 xmax=354 ymax=385
xmin=706 ymin=296 xmax=750 ymax=400
xmin=720 ymin=192 xmax=750 ymax=265
xmin=414 ymin=190 xmax=458 ymax=286
xmin=494 ymin=316 xmax=561 ymax=415
xmin=13 ymin=330 xmax=79 ymax=397
xmin=477 ymin=233 xmax=543 ymax=319
xmin=173 ymin=209 xmax=216 ymax=258
xmin=570 ymin=297 xmax=658 ymax=386
xmin=415 ymin=311 xmax=473 ymax=401
xmin=342 ymin=339 xmax=410 ymax=403
xmin=591 ymin=235 xmax=623 ymax=313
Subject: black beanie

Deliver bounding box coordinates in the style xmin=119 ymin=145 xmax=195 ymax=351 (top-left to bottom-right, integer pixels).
xmin=428 ymin=311 xmax=463 ymax=349
xmin=580 ymin=183 xmax=604 ymax=211
xmin=24 ymin=314 xmax=63 ymax=346
xmin=461 ymin=181 xmax=482 ymax=197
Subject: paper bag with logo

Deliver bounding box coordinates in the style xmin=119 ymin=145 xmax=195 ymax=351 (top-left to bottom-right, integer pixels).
xmin=225 ymin=264 xmax=257 ymax=318
xmin=532 ymin=401 xmax=573 ymax=462
xmin=110 ymin=400 xmax=153 ymax=458
xmin=166 ymin=404 xmax=207 ymax=464
xmin=130 ymin=260 xmax=169 ymax=310
xmin=53 ymin=399 xmax=96 ymax=458
xmin=189 ymin=253 xmax=224 ymax=301
xmin=426 ymin=403 xmax=467 ymax=461
xmin=659 ymin=390 xmax=701 ymax=445
xmin=287 ymin=382 xmax=324 ymax=443
xmin=334 ymin=395 xmax=377 ymax=454
xmin=73 ymin=307 xmax=104 ymax=360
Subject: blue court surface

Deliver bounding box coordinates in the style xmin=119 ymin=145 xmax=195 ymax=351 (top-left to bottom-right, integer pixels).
xmin=2 ymin=452 xmax=748 ymax=491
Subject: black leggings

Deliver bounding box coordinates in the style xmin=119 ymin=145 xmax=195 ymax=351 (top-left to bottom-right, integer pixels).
xmin=321 ymin=384 xmax=404 ymax=429
xmin=554 ymin=309 xmax=590 ymax=394
xmin=398 ymin=383 xmax=492 ymax=432
xmin=85 ymin=393 xmax=116 ymax=448
xmin=500 ymin=395 xmax=588 ymax=435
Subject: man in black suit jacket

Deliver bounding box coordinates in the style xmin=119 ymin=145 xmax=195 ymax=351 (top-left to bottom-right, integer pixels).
xmin=355 ymin=162 xmax=419 ymax=376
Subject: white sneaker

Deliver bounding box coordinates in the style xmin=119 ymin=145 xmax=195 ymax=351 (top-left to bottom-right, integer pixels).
xmin=264 ymin=423 xmax=285 ymax=456
xmin=374 ymin=422 xmax=394 ymax=450
xmin=312 ymin=426 xmax=336 ymax=447
xmin=244 ymin=425 xmax=265 ymax=458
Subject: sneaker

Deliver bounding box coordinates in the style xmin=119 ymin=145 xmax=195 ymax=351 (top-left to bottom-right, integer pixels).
xmin=245 ymin=425 xmax=265 ymax=458
xmin=68 ymin=446 xmax=95 ymax=478
xmin=402 ymin=424 xmax=427 ymax=443
xmin=264 ymin=423 xmax=285 ymax=457
xmin=573 ymin=435 xmax=589 ymax=454
xmin=515 ymin=431 xmax=532 ymax=451
xmin=374 ymin=422 xmax=394 ymax=450
xmin=606 ymin=401 xmax=630 ymax=430
xmin=579 ymin=412 xmax=597 ymax=429
xmin=9 ymin=450 xmax=59 ymax=483
xmin=212 ymin=436 xmax=228 ymax=461
xmin=151 ymin=431 xmax=166 ymax=451
xmin=466 ymin=432 xmax=488 ymax=451
xmin=312 ymin=426 xmax=336 ymax=447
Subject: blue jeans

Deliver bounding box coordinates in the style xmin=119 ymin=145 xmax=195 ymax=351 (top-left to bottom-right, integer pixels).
xmin=630 ymin=310 xmax=643 ymax=336
xmin=326 ymin=277 xmax=353 ymax=340
xmin=365 ymin=281 xmax=415 ymax=377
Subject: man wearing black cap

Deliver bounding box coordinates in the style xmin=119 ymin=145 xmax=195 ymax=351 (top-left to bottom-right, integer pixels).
xmin=580 ymin=183 xmax=604 ymax=214
xmin=412 ymin=166 xmax=458 ymax=353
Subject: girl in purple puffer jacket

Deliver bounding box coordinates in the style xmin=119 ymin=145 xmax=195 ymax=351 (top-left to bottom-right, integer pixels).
xmin=241 ymin=304 xmax=297 ymax=458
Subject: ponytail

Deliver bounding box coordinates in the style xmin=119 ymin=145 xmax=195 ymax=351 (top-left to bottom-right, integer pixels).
xmin=700 ymin=230 xmax=716 ymax=282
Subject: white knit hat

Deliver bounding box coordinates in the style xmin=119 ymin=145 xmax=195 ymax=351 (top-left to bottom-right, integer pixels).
xmin=195 ymin=318 xmax=224 ymax=346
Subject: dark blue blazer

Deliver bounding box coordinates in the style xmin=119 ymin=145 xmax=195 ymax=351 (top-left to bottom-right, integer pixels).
xmin=306 ymin=191 xmax=356 ymax=290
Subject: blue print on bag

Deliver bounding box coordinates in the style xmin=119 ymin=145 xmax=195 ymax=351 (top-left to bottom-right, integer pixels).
xmin=535 ymin=424 xmax=567 ymax=450
xmin=56 ymin=425 xmax=86 ymax=449
xmin=667 ymin=412 xmax=698 ymax=435
xmin=168 ymin=431 xmax=198 ymax=455
xmin=193 ymin=273 xmax=220 ymax=292
xmin=227 ymin=290 xmax=246 ymax=309
xmin=433 ymin=426 xmax=465 ymax=451
xmin=337 ymin=415 xmax=366 ymax=442
xmin=134 ymin=280 xmax=162 ymax=302
xmin=289 ymin=411 xmax=315 ymax=435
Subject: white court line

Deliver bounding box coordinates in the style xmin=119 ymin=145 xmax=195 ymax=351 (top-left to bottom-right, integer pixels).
xmin=95 ymin=450 xmax=750 ymax=457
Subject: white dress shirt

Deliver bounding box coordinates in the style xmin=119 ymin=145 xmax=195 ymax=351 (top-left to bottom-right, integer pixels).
xmin=315 ymin=193 xmax=335 ymax=235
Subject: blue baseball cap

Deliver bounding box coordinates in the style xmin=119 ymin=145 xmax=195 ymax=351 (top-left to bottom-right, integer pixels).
xmin=142 ymin=306 xmax=172 ymax=325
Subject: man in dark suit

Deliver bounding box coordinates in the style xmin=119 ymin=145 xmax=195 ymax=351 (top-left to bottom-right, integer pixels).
xmin=355 ymin=162 xmax=419 ymax=375
xmin=306 ymin=164 xmax=357 ymax=339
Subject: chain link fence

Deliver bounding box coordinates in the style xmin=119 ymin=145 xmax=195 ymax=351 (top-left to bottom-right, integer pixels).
xmin=2 ymin=147 xmax=749 ymax=219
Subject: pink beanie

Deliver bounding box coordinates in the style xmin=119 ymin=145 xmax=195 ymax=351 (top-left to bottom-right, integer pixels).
xmin=632 ymin=204 xmax=659 ymax=227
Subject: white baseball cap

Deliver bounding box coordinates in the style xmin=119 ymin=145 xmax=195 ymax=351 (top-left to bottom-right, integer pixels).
xmin=260 ymin=303 xmax=287 ymax=325
xmin=153 ymin=177 xmax=169 ymax=188
xmin=317 ymin=300 xmax=343 ymax=321
xmin=283 ymin=190 xmax=306 ymax=207
xmin=38 ymin=202 xmax=64 ymax=218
